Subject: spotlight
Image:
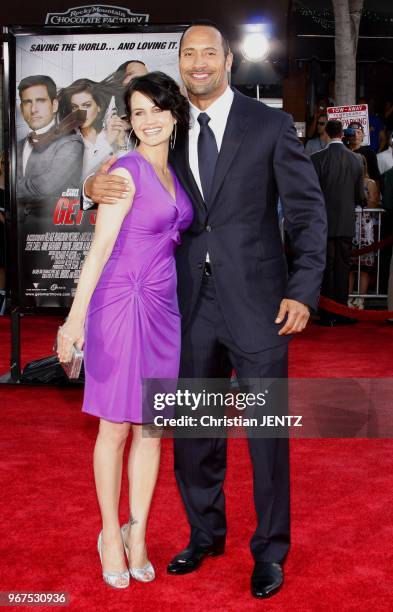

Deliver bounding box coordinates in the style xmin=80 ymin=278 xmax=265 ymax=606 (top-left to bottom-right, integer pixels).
xmin=241 ymin=24 xmax=271 ymax=62
xmin=241 ymin=32 xmax=270 ymax=62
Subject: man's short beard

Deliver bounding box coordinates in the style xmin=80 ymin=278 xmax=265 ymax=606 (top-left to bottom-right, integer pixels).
xmin=184 ymin=78 xmax=220 ymax=98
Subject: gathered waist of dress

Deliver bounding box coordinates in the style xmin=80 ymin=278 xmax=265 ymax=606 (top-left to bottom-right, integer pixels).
xmin=115 ymin=227 xmax=181 ymax=246
xmin=110 ymin=228 xmax=181 ymax=258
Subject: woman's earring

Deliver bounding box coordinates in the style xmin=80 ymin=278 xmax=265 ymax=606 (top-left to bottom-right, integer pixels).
xmin=170 ymin=123 xmax=177 ymax=150
xmin=125 ymin=132 xmax=131 ymax=150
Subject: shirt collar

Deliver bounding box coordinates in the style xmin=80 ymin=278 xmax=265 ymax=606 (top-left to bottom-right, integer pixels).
xmin=30 ymin=118 xmax=56 ymax=136
xmin=189 ymin=86 xmax=234 ymax=123
xmin=327 ymin=139 xmax=344 ymax=146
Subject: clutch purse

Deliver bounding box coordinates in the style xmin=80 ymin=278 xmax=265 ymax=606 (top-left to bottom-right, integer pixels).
xmin=61 ymin=345 xmax=84 ymax=379
xmin=53 ymin=335 xmax=84 ymax=380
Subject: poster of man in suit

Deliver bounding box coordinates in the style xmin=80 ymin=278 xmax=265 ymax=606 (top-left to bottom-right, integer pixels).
xmin=13 ymin=29 xmax=182 ymax=307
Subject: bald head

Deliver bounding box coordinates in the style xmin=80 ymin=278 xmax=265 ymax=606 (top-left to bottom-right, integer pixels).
xmin=179 ymin=23 xmax=230 ymax=58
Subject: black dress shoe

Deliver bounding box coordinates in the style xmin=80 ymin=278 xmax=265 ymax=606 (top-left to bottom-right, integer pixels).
xmin=167 ymin=542 xmax=225 ymax=575
xmin=251 ymin=562 xmax=283 ymax=599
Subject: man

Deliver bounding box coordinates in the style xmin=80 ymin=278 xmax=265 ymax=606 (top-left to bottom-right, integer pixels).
xmin=17 ymin=75 xmax=83 ymax=203
xmin=17 ymin=75 xmax=83 ymax=308
xmin=84 ymin=22 xmax=327 ymax=599
xmin=311 ymin=120 xmax=364 ymax=325
xmin=305 ymin=112 xmax=329 ymax=155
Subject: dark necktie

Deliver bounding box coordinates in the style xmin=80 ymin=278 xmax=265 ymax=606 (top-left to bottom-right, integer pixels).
xmin=197 ymin=112 xmax=218 ymax=203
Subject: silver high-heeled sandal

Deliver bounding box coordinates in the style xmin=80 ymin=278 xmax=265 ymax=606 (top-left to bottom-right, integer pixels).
xmin=121 ymin=517 xmax=155 ymax=582
xmin=97 ymin=530 xmax=130 ymax=589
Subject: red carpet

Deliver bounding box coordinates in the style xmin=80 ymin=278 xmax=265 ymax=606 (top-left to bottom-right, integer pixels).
xmin=0 ymin=315 xmax=392 ymax=611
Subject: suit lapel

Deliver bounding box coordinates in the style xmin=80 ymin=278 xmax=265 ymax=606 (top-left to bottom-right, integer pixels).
xmin=171 ymin=134 xmax=206 ymax=213
xmin=209 ymin=91 xmax=250 ymax=207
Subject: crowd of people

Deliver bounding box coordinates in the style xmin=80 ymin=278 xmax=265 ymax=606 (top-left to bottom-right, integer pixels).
xmin=304 ymin=106 xmax=393 ymax=324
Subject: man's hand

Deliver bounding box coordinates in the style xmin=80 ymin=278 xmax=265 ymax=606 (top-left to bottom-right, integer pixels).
xmin=85 ymin=156 xmax=131 ymax=204
xmin=275 ymin=299 xmax=310 ymax=335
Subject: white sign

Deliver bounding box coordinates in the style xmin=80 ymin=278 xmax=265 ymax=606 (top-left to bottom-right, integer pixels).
xmin=327 ymin=104 xmax=370 ymax=146
xmin=46 ymin=5 xmax=149 ymax=26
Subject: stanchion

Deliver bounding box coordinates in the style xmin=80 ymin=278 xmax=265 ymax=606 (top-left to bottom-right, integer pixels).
xmin=10 ymin=307 xmax=21 ymax=382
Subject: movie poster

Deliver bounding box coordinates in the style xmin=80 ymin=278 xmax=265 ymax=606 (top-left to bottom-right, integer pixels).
xmin=14 ymin=30 xmax=182 ymax=308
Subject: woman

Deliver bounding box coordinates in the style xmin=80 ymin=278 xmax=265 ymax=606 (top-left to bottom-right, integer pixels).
xmin=56 ymin=72 xmax=192 ymax=588
xmin=347 ymin=121 xmax=381 ymax=185
xmin=58 ymin=79 xmax=127 ymax=179
xmin=349 ymin=155 xmax=380 ymax=308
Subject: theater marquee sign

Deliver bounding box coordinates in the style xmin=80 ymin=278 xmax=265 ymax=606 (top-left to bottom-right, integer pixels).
xmin=45 ymin=5 xmax=150 ymax=26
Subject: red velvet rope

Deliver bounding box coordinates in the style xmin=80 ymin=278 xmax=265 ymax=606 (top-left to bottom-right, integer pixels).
xmin=318 ymin=296 xmax=393 ymax=321
xmin=285 ymin=235 xmax=393 ymax=259
xmin=351 ymin=234 xmax=393 ymax=257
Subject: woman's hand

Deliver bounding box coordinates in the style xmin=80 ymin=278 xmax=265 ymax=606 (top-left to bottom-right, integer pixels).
xmin=56 ymin=319 xmax=84 ymax=363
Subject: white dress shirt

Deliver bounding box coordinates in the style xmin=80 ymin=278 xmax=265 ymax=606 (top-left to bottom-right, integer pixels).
xmin=326 ymin=139 xmax=345 ymax=147
xmin=22 ymin=119 xmax=55 ymax=175
xmin=188 ymin=86 xmax=234 ymax=196
xmin=189 ymin=87 xmax=234 ymax=263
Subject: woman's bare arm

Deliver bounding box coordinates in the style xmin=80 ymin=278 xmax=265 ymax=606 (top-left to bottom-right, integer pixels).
xmin=57 ymin=167 xmax=135 ymax=361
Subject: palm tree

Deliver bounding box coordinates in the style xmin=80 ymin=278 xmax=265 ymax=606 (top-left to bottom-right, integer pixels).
xmin=332 ymin=0 xmax=364 ymax=104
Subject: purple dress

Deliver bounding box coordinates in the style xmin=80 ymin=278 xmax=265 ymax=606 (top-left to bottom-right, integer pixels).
xmin=82 ymin=151 xmax=193 ymax=423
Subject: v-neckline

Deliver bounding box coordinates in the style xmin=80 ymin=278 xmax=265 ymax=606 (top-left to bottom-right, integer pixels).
xmin=135 ymin=150 xmax=177 ymax=204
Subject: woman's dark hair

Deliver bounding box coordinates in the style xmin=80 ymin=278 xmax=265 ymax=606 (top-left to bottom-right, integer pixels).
xmin=114 ymin=60 xmax=146 ymax=83
xmin=124 ymin=71 xmax=190 ymax=136
xmin=57 ymin=79 xmax=108 ymax=131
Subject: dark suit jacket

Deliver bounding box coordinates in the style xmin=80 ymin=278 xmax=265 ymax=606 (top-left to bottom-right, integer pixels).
xmin=170 ymin=90 xmax=327 ymax=353
xmin=382 ymin=166 xmax=393 ymax=211
xmin=17 ymin=132 xmax=83 ymax=203
xmin=311 ymin=142 xmax=364 ymax=238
